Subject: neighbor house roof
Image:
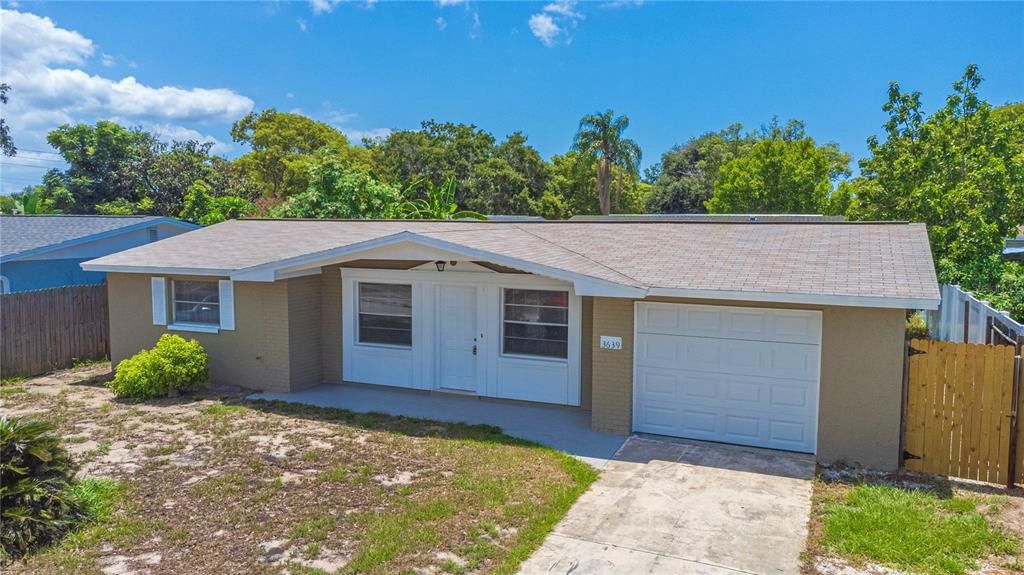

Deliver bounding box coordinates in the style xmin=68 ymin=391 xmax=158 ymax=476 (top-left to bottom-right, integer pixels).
xmin=0 ymin=215 xmax=198 ymax=263
xmin=569 ymin=214 xmax=847 ymax=222
xmin=83 ymin=219 xmax=940 ymax=309
xmin=1002 ymin=225 xmax=1024 ymax=261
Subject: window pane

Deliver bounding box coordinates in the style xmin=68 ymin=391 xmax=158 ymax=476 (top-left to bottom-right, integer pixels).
xmin=504 ymin=304 xmax=568 ymax=324
xmin=359 ymin=283 xmax=412 ymax=316
xmin=503 ymin=322 xmax=568 ymax=342
xmin=504 ymin=337 xmax=568 ymax=358
xmin=358 ymin=283 xmax=412 ymax=346
xmin=359 ymin=325 xmax=412 ymax=346
xmin=504 ymin=288 xmax=568 ymax=307
xmin=173 ymin=280 xmax=219 ymax=325
xmin=502 ymin=289 xmax=569 ymax=359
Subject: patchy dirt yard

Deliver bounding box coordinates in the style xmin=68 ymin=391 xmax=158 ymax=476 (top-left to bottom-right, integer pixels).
xmin=803 ymin=465 xmax=1024 ymax=575
xmin=0 ymin=364 xmax=596 ymax=575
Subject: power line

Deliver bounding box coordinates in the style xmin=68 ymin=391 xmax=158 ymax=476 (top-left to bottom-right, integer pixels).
xmin=0 ymin=161 xmax=57 ymax=169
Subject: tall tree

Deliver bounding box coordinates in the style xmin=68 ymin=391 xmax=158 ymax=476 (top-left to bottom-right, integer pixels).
xmin=231 ymin=109 xmax=366 ymax=199
xmin=45 ymin=121 xmax=157 ymax=213
xmin=0 ymin=83 xmax=14 ymax=157
xmin=271 ymin=153 xmax=404 ymax=220
xmin=705 ymin=120 xmax=850 ymax=214
xmin=845 ymin=65 xmax=1024 ymax=272
xmin=571 ymin=110 xmax=642 ymax=215
xmin=646 ymin=124 xmax=752 ymax=214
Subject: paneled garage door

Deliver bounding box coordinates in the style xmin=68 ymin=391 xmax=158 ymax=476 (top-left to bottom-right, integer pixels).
xmin=633 ymin=302 xmax=821 ymax=453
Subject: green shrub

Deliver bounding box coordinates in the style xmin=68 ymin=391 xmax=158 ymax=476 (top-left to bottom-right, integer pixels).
xmin=906 ymin=311 xmax=930 ymax=340
xmin=0 ymin=417 xmax=81 ymax=561
xmin=109 ymin=334 xmax=208 ymax=399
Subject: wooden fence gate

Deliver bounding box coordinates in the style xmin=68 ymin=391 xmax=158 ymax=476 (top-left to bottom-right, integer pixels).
xmin=903 ymin=338 xmax=1023 ymax=486
xmin=0 ymin=284 xmax=110 ymax=378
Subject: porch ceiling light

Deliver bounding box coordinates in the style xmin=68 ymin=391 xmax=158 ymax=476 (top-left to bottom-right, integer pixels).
xmin=435 ymin=261 xmax=446 ymax=272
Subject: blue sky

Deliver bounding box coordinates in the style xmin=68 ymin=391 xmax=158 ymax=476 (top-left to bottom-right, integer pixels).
xmin=1 ymin=1 xmax=1022 ymax=195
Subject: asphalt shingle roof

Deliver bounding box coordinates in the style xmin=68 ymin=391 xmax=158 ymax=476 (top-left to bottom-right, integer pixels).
xmin=0 ymin=215 xmax=168 ymax=259
xmin=85 ymin=219 xmax=940 ymax=304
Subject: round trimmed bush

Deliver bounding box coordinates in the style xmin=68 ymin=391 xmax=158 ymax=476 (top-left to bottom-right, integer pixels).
xmin=109 ymin=334 xmax=208 ymax=400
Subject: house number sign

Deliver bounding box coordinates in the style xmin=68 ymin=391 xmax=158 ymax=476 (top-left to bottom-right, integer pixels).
xmin=599 ymin=336 xmax=623 ymax=350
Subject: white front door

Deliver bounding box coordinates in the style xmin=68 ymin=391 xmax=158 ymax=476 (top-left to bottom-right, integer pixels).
xmin=634 ymin=302 xmax=821 ymax=453
xmin=438 ymin=285 xmax=478 ymax=392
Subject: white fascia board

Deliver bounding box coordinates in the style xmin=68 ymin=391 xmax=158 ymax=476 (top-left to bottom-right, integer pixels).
xmin=79 ymin=262 xmax=232 ymax=277
xmin=645 ymin=287 xmax=940 ymax=310
xmin=231 ymin=230 xmax=648 ymax=297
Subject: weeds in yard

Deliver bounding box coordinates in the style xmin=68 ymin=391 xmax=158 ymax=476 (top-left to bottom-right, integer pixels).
xmin=0 ymin=376 xmax=26 ymax=387
xmin=288 ymin=513 xmax=336 ymax=542
xmin=820 ymin=484 xmax=1017 ymax=575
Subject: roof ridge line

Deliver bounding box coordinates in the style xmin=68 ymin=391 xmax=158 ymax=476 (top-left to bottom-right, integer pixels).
xmin=510 ymin=223 xmax=647 ymax=287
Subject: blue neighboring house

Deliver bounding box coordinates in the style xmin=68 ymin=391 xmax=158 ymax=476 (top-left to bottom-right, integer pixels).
xmin=0 ymin=215 xmax=198 ymax=293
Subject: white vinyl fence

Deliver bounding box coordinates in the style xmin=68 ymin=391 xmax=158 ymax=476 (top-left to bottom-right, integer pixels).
xmin=926 ymin=284 xmax=1023 ymax=344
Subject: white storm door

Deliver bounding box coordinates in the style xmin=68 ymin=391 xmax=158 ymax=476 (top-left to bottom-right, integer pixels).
xmin=437 ymin=285 xmax=478 ymax=392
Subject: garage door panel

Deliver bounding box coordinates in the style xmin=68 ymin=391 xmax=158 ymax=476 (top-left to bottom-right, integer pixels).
xmin=637 ymin=303 xmax=820 ymax=345
xmin=635 ymin=303 xmax=820 ymax=454
xmin=638 ymin=334 xmax=818 ymax=381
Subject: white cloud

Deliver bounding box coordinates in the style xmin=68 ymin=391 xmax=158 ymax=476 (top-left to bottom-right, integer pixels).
xmin=602 ymin=0 xmax=643 ymax=7
xmin=309 ymin=0 xmax=375 ymax=14
xmin=436 ymin=0 xmax=466 ymax=6
xmin=297 ymin=18 xmax=308 ymax=31
xmin=0 ymin=8 xmax=254 ymax=194
xmin=529 ymin=1 xmax=582 ymax=47
xmin=435 ymin=16 xmax=447 ymax=31
xmin=141 ymin=123 xmax=234 ymax=155
xmin=543 ymin=0 xmax=581 ymax=19
xmin=342 ymin=127 xmax=391 ymax=142
xmin=528 ymin=14 xmax=560 ymax=47
xmin=310 ymin=0 xmax=340 ymax=14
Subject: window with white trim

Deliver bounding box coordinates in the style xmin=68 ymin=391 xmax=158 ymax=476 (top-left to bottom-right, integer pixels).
xmin=502 ymin=288 xmax=569 ymax=359
xmin=358 ymin=282 xmax=412 ymax=346
xmin=172 ymin=280 xmax=220 ymax=325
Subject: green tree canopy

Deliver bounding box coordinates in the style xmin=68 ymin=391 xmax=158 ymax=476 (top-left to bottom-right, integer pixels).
xmin=231 ymin=109 xmax=368 ymax=199
xmin=705 ymin=120 xmax=851 ymax=215
xmin=0 ymin=83 xmax=15 ymax=157
xmin=271 ymin=154 xmax=404 ymax=220
xmin=179 ymin=180 xmax=254 ymax=226
xmin=646 ymin=124 xmax=753 ymax=214
xmin=44 ymin=121 xmax=156 ymax=213
xmin=845 ymin=65 xmax=1024 ymax=271
xmin=571 ymin=110 xmax=642 ymax=215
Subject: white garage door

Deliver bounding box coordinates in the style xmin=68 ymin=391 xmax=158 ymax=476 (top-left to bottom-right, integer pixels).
xmin=633 ymin=302 xmax=821 ymax=453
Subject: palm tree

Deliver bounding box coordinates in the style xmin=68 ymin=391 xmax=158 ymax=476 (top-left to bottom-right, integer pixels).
xmin=571 ymin=110 xmax=642 ymax=215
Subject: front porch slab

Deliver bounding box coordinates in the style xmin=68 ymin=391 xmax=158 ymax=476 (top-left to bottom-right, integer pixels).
xmin=249 ymin=383 xmax=627 ymax=468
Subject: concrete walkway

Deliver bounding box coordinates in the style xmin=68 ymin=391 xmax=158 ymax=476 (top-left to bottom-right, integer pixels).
xmin=518 ymin=436 xmax=815 ymax=575
xmin=249 ymin=383 xmax=626 ymax=468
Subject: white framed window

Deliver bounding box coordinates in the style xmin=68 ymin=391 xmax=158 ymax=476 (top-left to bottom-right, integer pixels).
xmin=172 ymin=280 xmax=220 ymax=326
xmin=358 ymin=282 xmax=412 ymax=347
xmin=502 ymin=288 xmax=569 ymax=359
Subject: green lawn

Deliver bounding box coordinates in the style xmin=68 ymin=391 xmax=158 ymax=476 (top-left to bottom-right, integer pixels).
xmin=1 ymin=366 xmax=598 ymax=575
xmin=812 ymin=481 xmax=1020 ymax=575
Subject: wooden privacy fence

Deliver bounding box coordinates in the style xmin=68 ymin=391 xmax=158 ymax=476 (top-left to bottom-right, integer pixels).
xmin=0 ymin=284 xmax=110 ymax=378
xmin=903 ymin=338 xmax=1023 ymax=487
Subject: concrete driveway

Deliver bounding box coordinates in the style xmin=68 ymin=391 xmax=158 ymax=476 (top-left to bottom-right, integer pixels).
xmin=518 ymin=436 xmax=815 ymax=575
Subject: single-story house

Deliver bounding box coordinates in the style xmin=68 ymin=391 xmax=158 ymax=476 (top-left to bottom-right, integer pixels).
xmin=0 ymin=215 xmax=197 ymax=293
xmin=83 ymin=219 xmax=940 ymax=470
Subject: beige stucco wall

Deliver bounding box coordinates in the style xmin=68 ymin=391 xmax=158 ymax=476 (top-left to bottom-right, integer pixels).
xmin=589 ymin=296 xmax=907 ymax=470
xmin=107 ymin=272 xmax=323 ymax=393
xmin=321 ymin=265 xmax=343 ymax=384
